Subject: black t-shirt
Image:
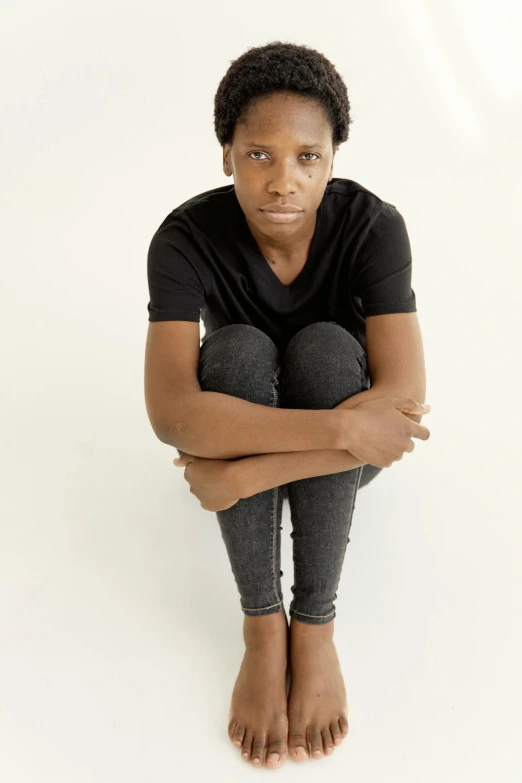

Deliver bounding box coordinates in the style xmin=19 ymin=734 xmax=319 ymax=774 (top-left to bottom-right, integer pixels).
xmin=146 ymin=177 xmax=417 ymax=354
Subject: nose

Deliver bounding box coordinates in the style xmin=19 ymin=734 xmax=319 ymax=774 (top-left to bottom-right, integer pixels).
xmin=267 ymin=160 xmax=299 ymax=195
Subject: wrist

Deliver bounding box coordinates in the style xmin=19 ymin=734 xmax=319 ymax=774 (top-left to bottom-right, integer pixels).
xmin=226 ymin=458 xmax=253 ymax=500
xmin=331 ymin=407 xmax=357 ymax=451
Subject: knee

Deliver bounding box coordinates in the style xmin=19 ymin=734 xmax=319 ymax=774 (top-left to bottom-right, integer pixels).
xmin=281 ymin=322 xmax=369 ymax=408
xmin=198 ymin=324 xmax=280 ymax=405
xmin=285 ymin=321 xmax=363 ymax=360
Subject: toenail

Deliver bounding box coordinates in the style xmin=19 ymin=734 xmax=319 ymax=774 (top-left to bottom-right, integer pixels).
xmin=253 ymin=758 xmax=261 ymax=764
xmin=242 ymin=751 xmax=249 ymax=758
xmin=296 ymin=747 xmax=307 ymax=758
xmin=313 ymin=749 xmax=322 ymax=757
xmin=268 ymin=753 xmax=280 ymax=762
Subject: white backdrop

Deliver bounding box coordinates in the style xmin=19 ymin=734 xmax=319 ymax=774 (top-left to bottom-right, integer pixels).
xmin=1 ymin=1 xmax=522 ymax=781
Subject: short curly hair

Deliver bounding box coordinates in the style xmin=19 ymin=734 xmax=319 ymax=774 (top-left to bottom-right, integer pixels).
xmin=213 ymin=41 xmax=352 ymax=149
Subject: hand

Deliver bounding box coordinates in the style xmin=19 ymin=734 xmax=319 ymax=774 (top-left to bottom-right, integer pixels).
xmin=343 ymin=398 xmax=431 ymax=468
xmin=172 ymin=452 xmax=241 ymax=512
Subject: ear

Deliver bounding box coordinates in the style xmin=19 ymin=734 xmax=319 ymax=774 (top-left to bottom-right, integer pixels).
xmin=328 ymin=146 xmax=339 ymax=180
xmin=223 ymin=144 xmax=233 ymax=177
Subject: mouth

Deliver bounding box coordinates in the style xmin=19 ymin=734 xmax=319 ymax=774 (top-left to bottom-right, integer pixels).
xmin=259 ymin=209 xmax=303 ymax=224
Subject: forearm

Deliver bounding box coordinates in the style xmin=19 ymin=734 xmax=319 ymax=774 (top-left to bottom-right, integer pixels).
xmin=232 ymin=383 xmax=426 ymax=497
xmin=232 ymin=387 xmax=372 ymax=497
xmin=157 ymin=390 xmax=344 ymax=459
xmin=234 ymin=447 xmax=367 ymax=498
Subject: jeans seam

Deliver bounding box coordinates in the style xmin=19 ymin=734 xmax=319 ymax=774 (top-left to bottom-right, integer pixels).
xmin=270 ymin=366 xmax=283 ymax=608
xmin=330 ymin=464 xmax=364 ymax=600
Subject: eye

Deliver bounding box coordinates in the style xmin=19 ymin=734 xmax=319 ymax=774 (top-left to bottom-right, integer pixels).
xmin=247 ymin=151 xmax=320 ymax=161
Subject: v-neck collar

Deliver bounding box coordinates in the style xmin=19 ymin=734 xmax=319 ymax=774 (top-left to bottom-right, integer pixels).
xmin=236 ymin=196 xmax=325 ymax=294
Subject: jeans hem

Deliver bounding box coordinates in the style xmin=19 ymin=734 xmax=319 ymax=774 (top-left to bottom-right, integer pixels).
xmin=242 ymin=600 xmax=285 ymax=617
xmin=289 ymin=608 xmax=336 ymax=625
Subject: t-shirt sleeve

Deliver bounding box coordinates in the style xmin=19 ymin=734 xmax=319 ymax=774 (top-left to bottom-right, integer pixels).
xmin=353 ymin=203 xmax=417 ymax=317
xmin=147 ymin=233 xmax=208 ymax=322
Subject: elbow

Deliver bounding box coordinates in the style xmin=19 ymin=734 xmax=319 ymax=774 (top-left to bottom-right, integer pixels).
xmin=145 ymin=397 xmax=188 ymax=449
xmin=148 ymin=391 xmax=202 ymax=451
xmin=146 ymin=412 xmax=181 ymax=448
xmin=156 ymin=419 xmax=185 ymax=449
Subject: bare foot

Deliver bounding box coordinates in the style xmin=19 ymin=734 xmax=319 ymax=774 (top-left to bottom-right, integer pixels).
xmin=227 ymin=609 xmax=290 ymax=768
xmin=287 ymin=617 xmax=349 ymax=762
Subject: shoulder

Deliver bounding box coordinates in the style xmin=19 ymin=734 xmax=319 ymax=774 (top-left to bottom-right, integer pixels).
xmin=323 ymin=177 xmax=405 ymax=227
xmin=151 ymin=183 xmax=237 ymax=244
xmin=322 ymin=179 xmax=409 ymax=255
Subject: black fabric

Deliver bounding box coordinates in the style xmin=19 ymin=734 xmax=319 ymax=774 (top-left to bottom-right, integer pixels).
xmin=146 ymin=177 xmax=417 ymax=354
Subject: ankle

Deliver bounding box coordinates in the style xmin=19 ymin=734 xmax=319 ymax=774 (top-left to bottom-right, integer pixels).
xmin=290 ymin=617 xmax=335 ymax=642
xmin=243 ymin=610 xmax=288 ymax=648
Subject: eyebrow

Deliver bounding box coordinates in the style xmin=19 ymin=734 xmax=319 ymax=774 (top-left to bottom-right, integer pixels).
xmin=241 ymin=142 xmax=325 ymax=149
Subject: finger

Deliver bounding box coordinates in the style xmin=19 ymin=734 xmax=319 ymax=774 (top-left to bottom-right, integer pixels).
xmin=394 ymin=398 xmax=431 ymax=413
xmin=175 ymin=453 xmax=193 ymax=463
xmin=410 ymin=421 xmax=431 ymax=440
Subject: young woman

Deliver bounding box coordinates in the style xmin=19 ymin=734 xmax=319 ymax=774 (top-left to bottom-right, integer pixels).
xmin=145 ymin=41 xmax=431 ymax=769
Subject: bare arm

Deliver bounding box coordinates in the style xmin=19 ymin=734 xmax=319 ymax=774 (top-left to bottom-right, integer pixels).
xmin=234 ymin=447 xmax=365 ymax=498
xmin=158 ymin=390 xmax=348 ymax=459
xmin=230 ymin=383 xmax=426 ymax=497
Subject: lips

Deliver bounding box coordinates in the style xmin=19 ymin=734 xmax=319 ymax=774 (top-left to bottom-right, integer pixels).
xmin=260 ymin=210 xmax=303 ymax=224
xmin=260 ymin=205 xmax=302 ymax=213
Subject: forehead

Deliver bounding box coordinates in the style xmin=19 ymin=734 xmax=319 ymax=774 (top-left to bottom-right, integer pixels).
xmin=237 ymin=93 xmax=331 ymax=141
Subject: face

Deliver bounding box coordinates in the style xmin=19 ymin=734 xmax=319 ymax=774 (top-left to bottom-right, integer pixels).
xmin=222 ymin=91 xmax=338 ymax=245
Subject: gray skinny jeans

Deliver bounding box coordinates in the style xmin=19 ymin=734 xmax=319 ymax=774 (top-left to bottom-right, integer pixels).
xmin=176 ymin=321 xmax=383 ymax=625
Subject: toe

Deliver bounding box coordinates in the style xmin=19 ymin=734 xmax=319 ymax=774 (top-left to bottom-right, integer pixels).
xmin=250 ymin=733 xmax=266 ymax=766
xmin=308 ymin=726 xmax=324 ymax=759
xmin=241 ymin=731 xmax=253 ymax=761
xmin=330 ymin=720 xmax=343 ymax=745
xmin=289 ymin=731 xmax=310 ymax=762
xmin=266 ymin=734 xmax=287 ymax=767
xmin=339 ymin=713 xmax=349 ymax=737
xmin=232 ymin=722 xmax=246 ymax=748
xmin=322 ymin=727 xmax=335 ymax=755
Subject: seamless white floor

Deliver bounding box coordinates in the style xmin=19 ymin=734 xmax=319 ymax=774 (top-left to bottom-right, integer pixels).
xmin=2 ymin=2 xmax=522 ymax=781
xmin=3 ymin=424 xmax=521 ymax=782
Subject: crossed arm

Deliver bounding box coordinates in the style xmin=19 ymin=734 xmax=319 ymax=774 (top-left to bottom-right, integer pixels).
xmin=229 ymin=382 xmax=419 ymax=498
xmin=221 ymin=313 xmax=428 ymax=498
xmin=171 ymin=313 xmax=427 ymax=499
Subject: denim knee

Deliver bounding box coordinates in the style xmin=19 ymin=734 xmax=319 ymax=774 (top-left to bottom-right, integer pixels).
xmin=175 ymin=323 xmax=280 ymax=461
xmin=282 ymin=322 xmax=383 ymax=492
xmin=198 ymin=324 xmax=280 ymax=404
xmin=281 ymin=321 xmax=370 ymax=410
